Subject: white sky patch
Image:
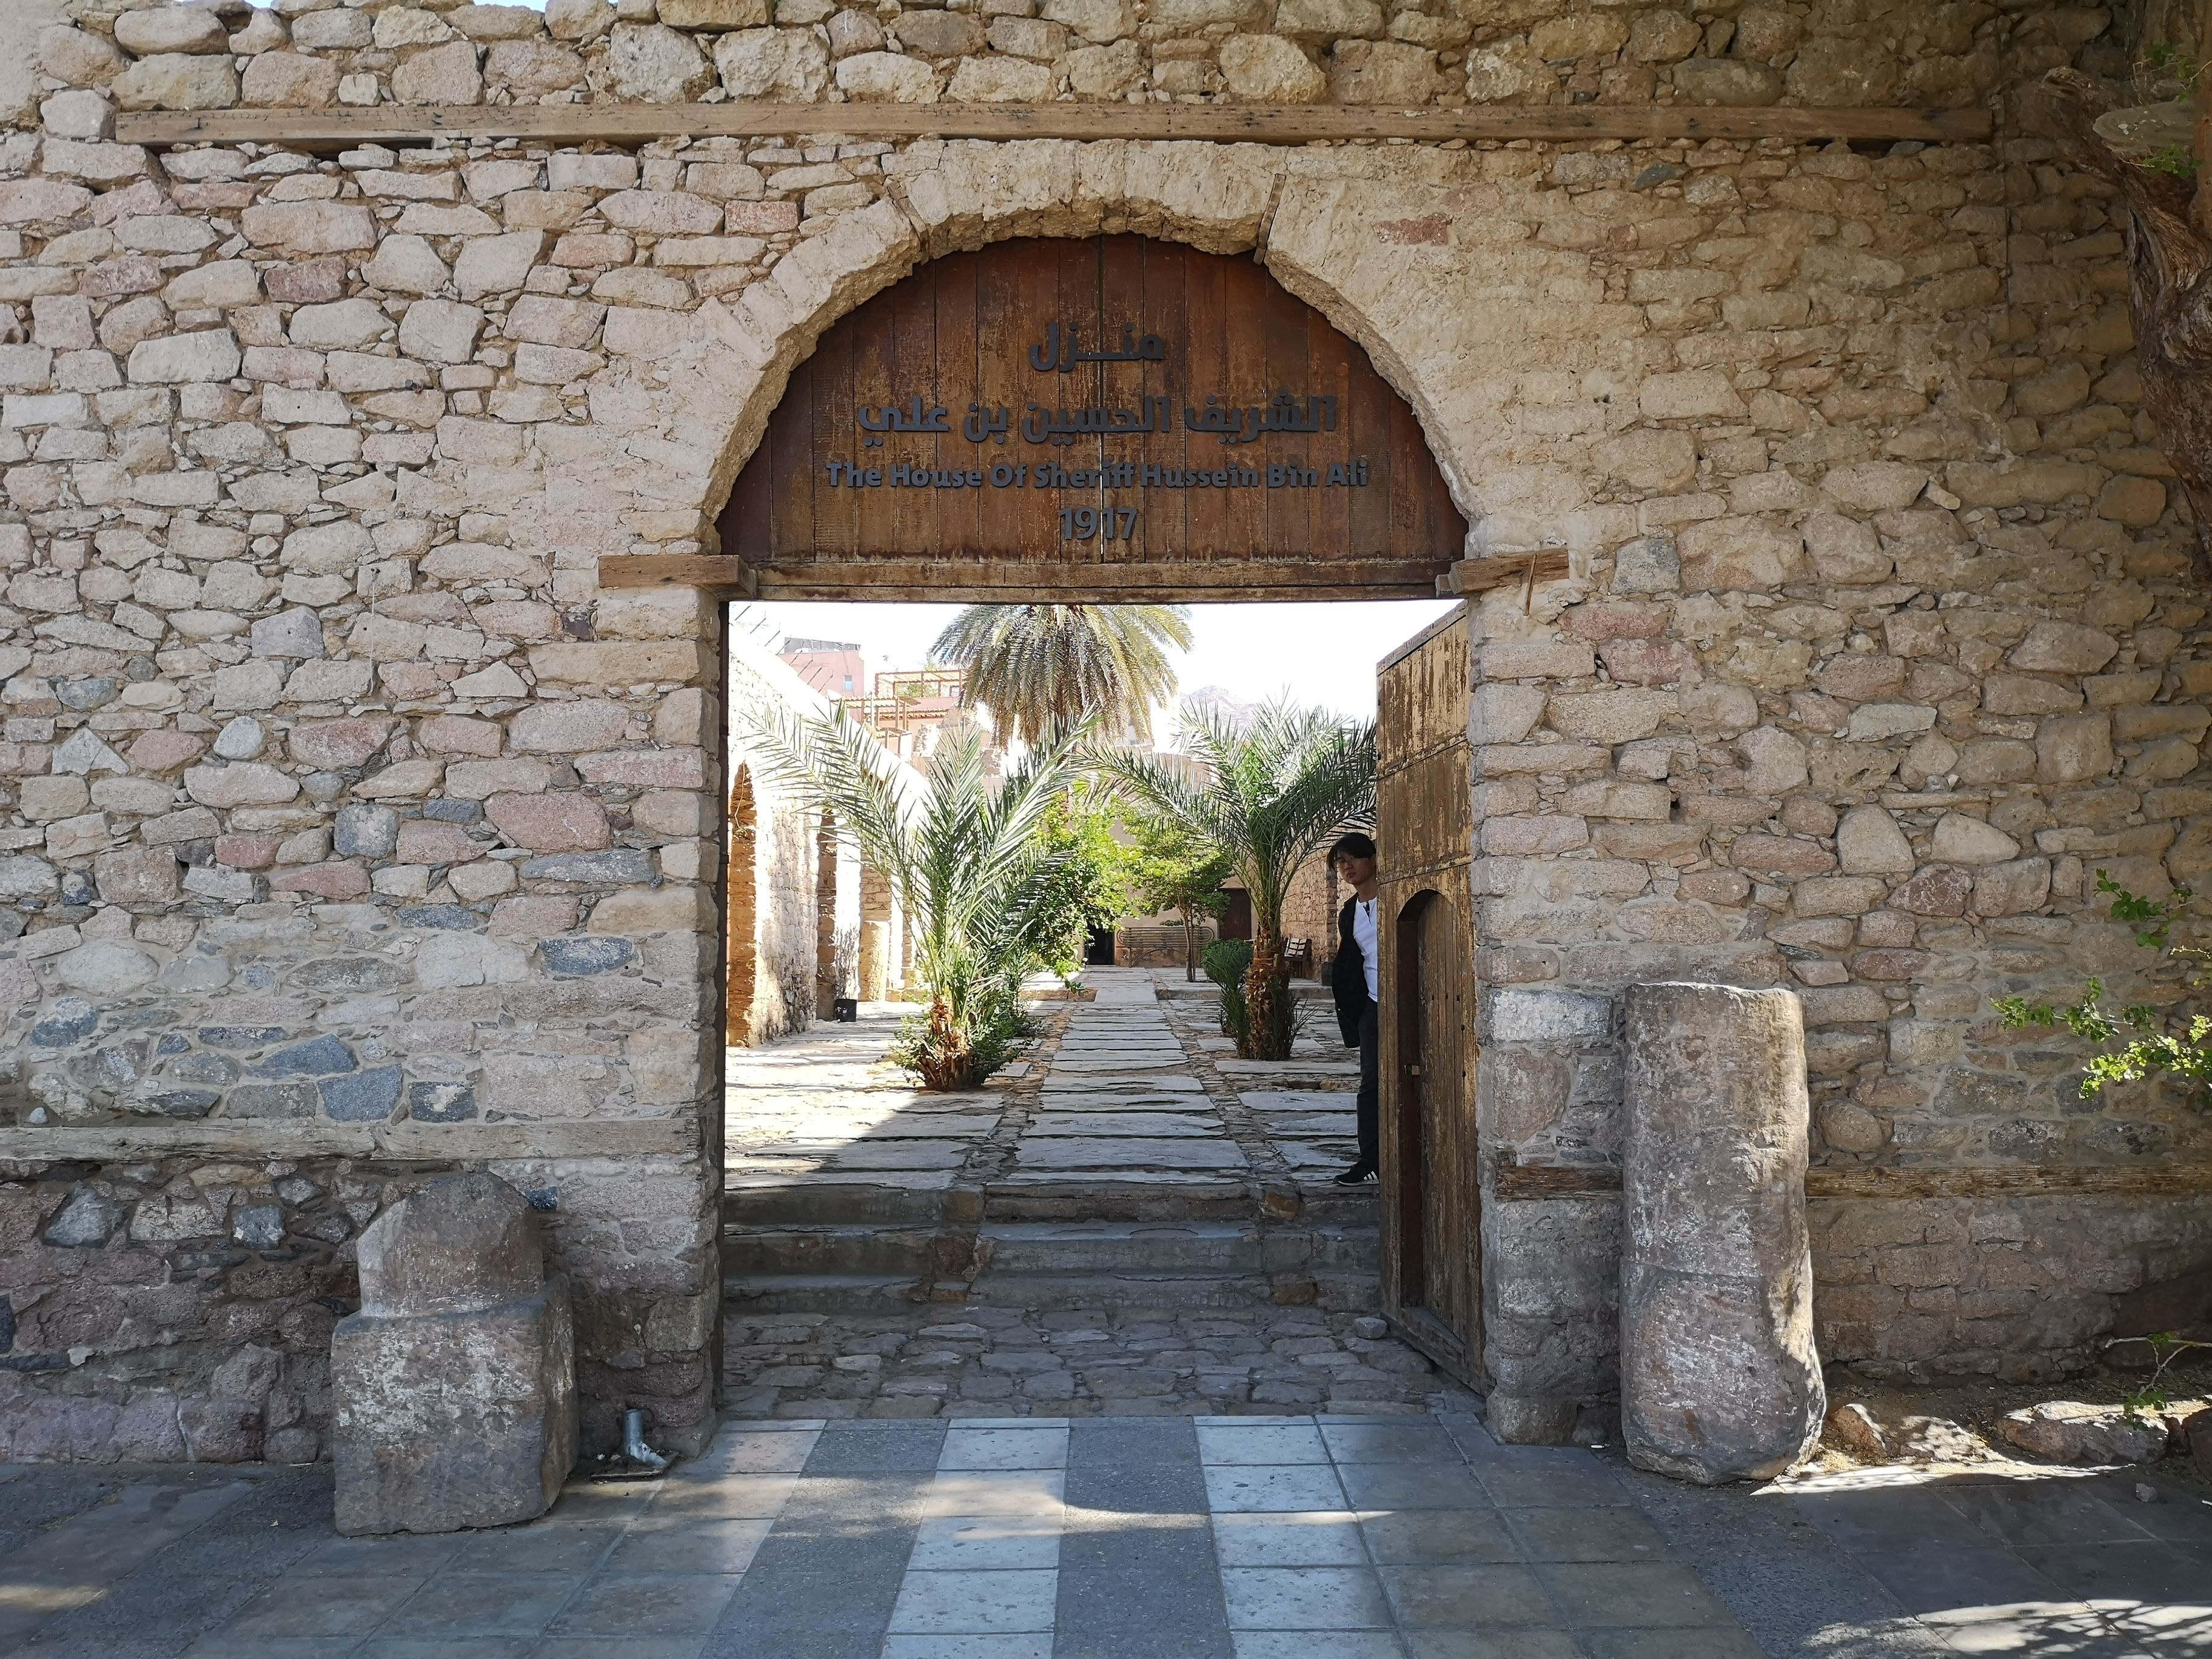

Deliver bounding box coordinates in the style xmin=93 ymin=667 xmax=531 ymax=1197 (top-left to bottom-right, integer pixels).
xmin=746 ymin=598 xmax=1460 ymax=723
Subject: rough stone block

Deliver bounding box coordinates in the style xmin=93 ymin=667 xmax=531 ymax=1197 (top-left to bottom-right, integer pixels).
xmin=1621 ymin=983 xmax=1823 ymax=1484
xmin=333 ymin=1173 xmax=577 ymax=1535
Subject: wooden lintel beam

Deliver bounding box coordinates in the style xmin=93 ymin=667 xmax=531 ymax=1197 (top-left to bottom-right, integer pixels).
xmin=1447 ymin=550 xmax=1572 ymax=597
xmin=116 ymin=101 xmax=1994 ymax=153
xmin=600 ymin=554 xmax=758 ymax=595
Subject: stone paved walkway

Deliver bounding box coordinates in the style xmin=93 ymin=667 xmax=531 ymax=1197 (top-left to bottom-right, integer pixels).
xmin=719 ymin=968 xmax=1432 ymax=1419
xmin=5 ymin=1417 xmax=2209 ymax=1657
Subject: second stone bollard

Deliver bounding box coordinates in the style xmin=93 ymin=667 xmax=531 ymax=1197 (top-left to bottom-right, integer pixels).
xmin=1620 ymin=982 xmax=1825 ymax=1484
xmin=332 ymin=1171 xmax=578 ymax=1535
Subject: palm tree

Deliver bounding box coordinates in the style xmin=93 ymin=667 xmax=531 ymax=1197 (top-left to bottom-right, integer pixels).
xmin=1096 ymin=699 xmax=1376 ymax=1059
xmin=742 ymin=706 xmax=1087 ymax=1088
xmin=931 ymin=604 xmax=1193 ymax=746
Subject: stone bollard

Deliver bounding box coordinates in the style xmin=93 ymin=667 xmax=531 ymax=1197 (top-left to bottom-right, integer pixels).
xmin=1620 ymin=982 xmax=1824 ymax=1485
xmin=332 ymin=1172 xmax=578 ymax=1535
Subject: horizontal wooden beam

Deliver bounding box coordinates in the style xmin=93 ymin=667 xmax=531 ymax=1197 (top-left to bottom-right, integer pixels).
xmin=1447 ymin=550 xmax=1572 ymax=597
xmin=1803 ymin=1162 xmax=2212 ymax=1201
xmin=600 ymin=552 xmax=1454 ymax=602
xmin=117 ymin=101 xmax=1994 ymax=153
xmin=1490 ymin=1156 xmax=2212 ymax=1202
xmin=601 ymin=553 xmax=758 ymax=597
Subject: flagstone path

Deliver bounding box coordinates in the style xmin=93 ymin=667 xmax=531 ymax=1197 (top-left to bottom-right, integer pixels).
xmin=720 ymin=968 xmax=1415 ymax=1420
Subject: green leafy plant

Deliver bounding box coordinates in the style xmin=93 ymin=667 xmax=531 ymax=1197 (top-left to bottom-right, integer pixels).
xmin=1124 ymin=812 xmax=1235 ymax=981
xmin=742 ymin=706 xmax=1088 ymax=1089
xmin=1027 ymin=793 xmax=1129 ymax=987
xmin=1992 ymin=871 xmax=2212 ymax=1108
xmin=1098 ymin=699 xmax=1375 ymax=1059
xmin=2142 ymin=142 xmax=2200 ymax=178
xmin=931 ymin=603 xmax=1193 ymax=746
xmin=2105 ymin=1332 xmax=2212 ymax=1419
xmin=1203 ymin=937 xmax=1253 ymax=1045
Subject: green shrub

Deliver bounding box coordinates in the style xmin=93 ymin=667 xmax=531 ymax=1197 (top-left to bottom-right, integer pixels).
xmin=1202 ymin=938 xmax=1252 ymax=987
xmin=1202 ymin=939 xmax=1253 ymax=1043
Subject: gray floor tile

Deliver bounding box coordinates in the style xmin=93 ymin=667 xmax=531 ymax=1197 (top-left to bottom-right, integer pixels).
xmin=1786 ymin=1489 xmax=1985 ymax=1554
xmin=1069 ymin=1422 xmax=1201 ymax=1468
xmin=888 ymin=1568 xmax=1061 ymax=1634
xmin=444 ymin=1526 xmax=624 ymax=1575
xmin=880 ymin=1638 xmax=1054 ymax=1658
xmin=1204 ymin=1465 xmax=1348 ymax=1513
xmin=181 ymin=1640 xmax=367 ymax=1659
xmin=222 ymin=1573 xmax=428 ymax=1637
xmin=1335 ymin=1463 xmax=1489 ymax=1510
xmin=1948 ymin=1487 xmax=2163 ymax=1550
xmin=1356 ymin=1507 xmax=1521 ymax=1566
xmin=799 ymin=1422 xmax=948 ymax=1475
xmin=375 ymin=1574 xmax=577 ymax=1638
xmin=2016 ymin=1540 xmax=2212 ymax=1608
xmin=1472 ymin=1462 xmax=1633 ymax=1508
xmin=1219 ymin=1566 xmax=1392 ymax=1629
xmin=603 ymin=1518 xmax=776 ymax=1574
xmin=1503 ymin=1503 xmax=1677 ymax=1563
xmin=1376 ymin=1563 xmax=1556 ymax=1629
xmin=535 ymin=1640 xmax=711 ymax=1659
xmin=356 ymin=1641 xmax=537 ymax=1659
xmin=649 ymin=1473 xmax=802 ymax=1518
xmin=1316 ymin=1424 xmax=1460 ymax=1465
xmin=548 ymin=1572 xmax=742 ymax=1638
xmin=1230 ymin=1636 xmax=1406 ymax=1659
xmin=1533 ymin=1561 xmax=1740 ymax=1629
xmin=1854 ymin=1546 xmax=2072 ymax=1621
xmin=1212 ymin=1512 xmax=1366 ymax=1567
xmin=1575 ymin=1631 xmax=1771 ymax=1658
xmin=1197 ymin=1425 xmax=1331 ymax=1466
xmin=1685 ymin=1547 xmax=1949 ymax=1656
xmin=1403 ymin=1635 xmax=1579 ymax=1659
xmin=1067 ymin=1460 xmax=1211 ymax=1515
xmin=1057 ymin=1563 xmax=1231 ymax=1641
xmin=1059 ymin=1513 xmax=1214 ymax=1575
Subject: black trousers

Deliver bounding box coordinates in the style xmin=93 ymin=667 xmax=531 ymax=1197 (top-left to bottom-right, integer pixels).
xmin=1355 ymin=1002 xmax=1379 ymax=1168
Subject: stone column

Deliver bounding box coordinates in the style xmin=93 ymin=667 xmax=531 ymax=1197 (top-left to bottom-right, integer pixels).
xmin=1620 ymin=982 xmax=1824 ymax=1485
xmin=332 ymin=1173 xmax=577 ymax=1534
xmin=859 ymin=857 xmax=893 ymax=1001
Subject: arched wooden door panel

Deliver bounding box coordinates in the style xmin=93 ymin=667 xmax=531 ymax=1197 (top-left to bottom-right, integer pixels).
xmin=1376 ymin=607 xmax=1483 ymax=1386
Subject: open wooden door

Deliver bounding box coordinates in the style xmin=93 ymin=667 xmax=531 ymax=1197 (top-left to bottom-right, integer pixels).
xmin=1376 ymin=607 xmax=1484 ymax=1387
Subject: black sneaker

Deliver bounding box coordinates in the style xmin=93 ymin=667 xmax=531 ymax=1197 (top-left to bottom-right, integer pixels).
xmin=1333 ymin=1162 xmax=1377 ymax=1185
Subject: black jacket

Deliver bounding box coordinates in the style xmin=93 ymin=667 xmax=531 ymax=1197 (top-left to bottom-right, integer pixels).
xmin=1332 ymin=894 xmax=1374 ymax=1047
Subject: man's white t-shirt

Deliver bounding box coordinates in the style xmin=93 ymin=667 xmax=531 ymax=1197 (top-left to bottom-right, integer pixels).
xmin=1352 ymin=896 xmax=1379 ymax=1003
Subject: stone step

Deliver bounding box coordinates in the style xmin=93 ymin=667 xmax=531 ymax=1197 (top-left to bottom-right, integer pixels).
xmin=723 ymin=1174 xmax=966 ymax=1229
xmin=958 ymin=1269 xmax=1381 ymax=1312
xmin=974 ymin=1221 xmax=1377 ymax=1276
xmin=723 ymin=1273 xmax=958 ymax=1313
xmin=722 ymin=1224 xmax=945 ymax=1279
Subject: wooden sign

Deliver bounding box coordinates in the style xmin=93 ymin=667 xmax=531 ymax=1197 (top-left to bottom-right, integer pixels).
xmin=717 ymin=236 xmax=1468 ymax=602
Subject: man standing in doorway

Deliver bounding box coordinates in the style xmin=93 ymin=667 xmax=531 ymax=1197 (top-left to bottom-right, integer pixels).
xmin=1329 ymin=832 xmax=1380 ymax=1185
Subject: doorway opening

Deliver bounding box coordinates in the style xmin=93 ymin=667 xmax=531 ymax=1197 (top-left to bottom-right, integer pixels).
xmin=704 ymin=227 xmax=1484 ymax=1417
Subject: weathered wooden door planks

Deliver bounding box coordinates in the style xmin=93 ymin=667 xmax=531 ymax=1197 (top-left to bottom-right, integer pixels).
xmin=1376 ymin=606 xmax=1484 ymax=1387
xmin=716 ymin=235 xmax=1467 ymax=601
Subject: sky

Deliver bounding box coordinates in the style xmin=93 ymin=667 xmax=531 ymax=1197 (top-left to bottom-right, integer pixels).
xmin=741 ymin=600 xmax=1460 ymax=724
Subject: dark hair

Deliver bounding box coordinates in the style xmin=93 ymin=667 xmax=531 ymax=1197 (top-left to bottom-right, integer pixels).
xmin=1329 ymin=832 xmax=1376 ymax=865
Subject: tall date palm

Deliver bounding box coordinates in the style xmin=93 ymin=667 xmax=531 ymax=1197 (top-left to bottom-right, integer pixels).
xmin=931 ymin=603 xmax=1193 ymax=746
xmin=742 ymin=706 xmax=1088 ymax=1088
xmin=1096 ymin=699 xmax=1376 ymax=1059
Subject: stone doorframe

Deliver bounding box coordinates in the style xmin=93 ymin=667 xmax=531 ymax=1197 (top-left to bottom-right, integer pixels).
xmin=675 ymin=137 xmax=1509 ymax=1405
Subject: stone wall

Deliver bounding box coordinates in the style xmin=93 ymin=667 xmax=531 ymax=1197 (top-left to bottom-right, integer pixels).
xmin=726 ymin=626 xmax=855 ymax=1042
xmin=0 ymin=0 xmax=2207 ymax=1456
